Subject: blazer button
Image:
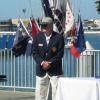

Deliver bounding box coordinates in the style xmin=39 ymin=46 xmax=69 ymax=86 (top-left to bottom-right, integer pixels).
xmin=46 ymin=53 xmax=48 ymax=56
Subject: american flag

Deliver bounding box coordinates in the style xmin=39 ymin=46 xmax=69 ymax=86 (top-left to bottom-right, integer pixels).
xmin=41 ymin=0 xmax=53 ymax=18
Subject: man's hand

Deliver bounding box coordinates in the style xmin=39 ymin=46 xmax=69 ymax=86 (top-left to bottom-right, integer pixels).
xmin=42 ymin=61 xmax=51 ymax=70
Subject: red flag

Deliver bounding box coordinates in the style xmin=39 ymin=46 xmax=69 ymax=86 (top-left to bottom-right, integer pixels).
xmin=31 ymin=19 xmax=39 ymax=39
xmin=70 ymin=42 xmax=80 ymax=58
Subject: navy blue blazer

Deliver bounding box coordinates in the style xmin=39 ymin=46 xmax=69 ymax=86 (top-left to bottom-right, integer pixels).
xmin=33 ymin=31 xmax=65 ymax=76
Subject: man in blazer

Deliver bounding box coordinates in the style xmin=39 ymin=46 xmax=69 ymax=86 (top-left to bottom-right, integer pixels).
xmin=33 ymin=17 xmax=65 ymax=100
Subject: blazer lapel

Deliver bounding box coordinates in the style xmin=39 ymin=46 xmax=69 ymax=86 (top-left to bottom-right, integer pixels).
xmin=42 ymin=33 xmax=48 ymax=51
xmin=48 ymin=32 xmax=56 ymax=49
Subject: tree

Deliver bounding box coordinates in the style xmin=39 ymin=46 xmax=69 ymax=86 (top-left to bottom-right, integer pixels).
xmin=95 ymin=0 xmax=100 ymax=14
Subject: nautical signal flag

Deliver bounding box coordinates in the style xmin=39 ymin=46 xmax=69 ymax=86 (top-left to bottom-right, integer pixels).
xmin=70 ymin=13 xmax=86 ymax=58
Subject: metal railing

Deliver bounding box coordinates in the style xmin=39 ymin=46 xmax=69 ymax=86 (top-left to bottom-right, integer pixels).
xmin=0 ymin=50 xmax=36 ymax=92
xmin=63 ymin=49 xmax=100 ymax=77
xmin=0 ymin=49 xmax=100 ymax=92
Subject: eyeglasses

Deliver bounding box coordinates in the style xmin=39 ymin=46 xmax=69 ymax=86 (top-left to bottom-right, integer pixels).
xmin=41 ymin=23 xmax=48 ymax=29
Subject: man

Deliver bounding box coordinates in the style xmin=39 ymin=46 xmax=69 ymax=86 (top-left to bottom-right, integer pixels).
xmin=33 ymin=17 xmax=65 ymax=100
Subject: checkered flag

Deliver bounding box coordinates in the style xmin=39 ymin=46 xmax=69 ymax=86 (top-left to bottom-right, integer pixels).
xmin=53 ymin=0 xmax=66 ymax=35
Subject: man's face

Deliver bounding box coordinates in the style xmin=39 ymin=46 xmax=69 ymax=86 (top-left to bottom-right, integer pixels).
xmin=41 ymin=23 xmax=53 ymax=36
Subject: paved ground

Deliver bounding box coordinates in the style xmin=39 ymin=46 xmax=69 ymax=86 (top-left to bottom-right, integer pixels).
xmin=0 ymin=91 xmax=35 ymax=100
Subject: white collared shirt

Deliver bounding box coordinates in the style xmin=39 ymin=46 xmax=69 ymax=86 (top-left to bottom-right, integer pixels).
xmin=45 ymin=34 xmax=52 ymax=45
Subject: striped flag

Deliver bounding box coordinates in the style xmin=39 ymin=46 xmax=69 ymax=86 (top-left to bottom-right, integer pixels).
xmin=64 ymin=1 xmax=74 ymax=37
xmin=70 ymin=13 xmax=86 ymax=58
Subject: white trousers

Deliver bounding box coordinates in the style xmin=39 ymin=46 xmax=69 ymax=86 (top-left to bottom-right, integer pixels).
xmin=35 ymin=73 xmax=58 ymax=100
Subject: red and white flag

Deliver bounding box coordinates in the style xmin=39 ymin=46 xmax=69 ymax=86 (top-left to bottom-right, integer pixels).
xmin=64 ymin=1 xmax=74 ymax=37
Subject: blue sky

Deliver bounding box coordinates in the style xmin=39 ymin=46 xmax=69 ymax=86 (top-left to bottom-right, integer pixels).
xmin=79 ymin=0 xmax=100 ymax=19
xmin=0 ymin=0 xmax=44 ymax=19
xmin=0 ymin=0 xmax=99 ymax=20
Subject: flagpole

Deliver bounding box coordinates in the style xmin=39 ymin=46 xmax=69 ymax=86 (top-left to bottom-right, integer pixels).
xmin=29 ymin=18 xmax=32 ymax=28
xmin=28 ymin=0 xmax=33 ymax=17
xmin=19 ymin=19 xmax=33 ymax=40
